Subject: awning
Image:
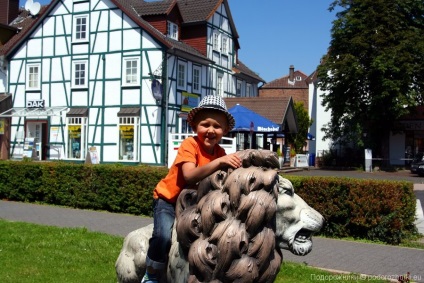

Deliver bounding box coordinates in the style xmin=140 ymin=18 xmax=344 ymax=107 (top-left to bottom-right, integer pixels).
xmin=117 ymin=107 xmax=141 ymax=117
xmin=0 ymin=106 xmax=68 ymax=117
xmin=67 ymin=108 xmax=88 ymax=117
xmin=228 ymin=104 xmax=281 ymax=133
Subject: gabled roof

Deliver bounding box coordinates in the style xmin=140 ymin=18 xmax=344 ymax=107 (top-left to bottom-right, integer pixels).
xmin=176 ymin=0 xmax=239 ymax=47
xmin=233 ymin=60 xmax=265 ymax=83
xmin=224 ymin=97 xmax=298 ymax=133
xmin=261 ymin=70 xmax=309 ymax=89
xmin=133 ymin=0 xmax=177 ymax=16
xmin=177 ymin=0 xmax=221 ymax=23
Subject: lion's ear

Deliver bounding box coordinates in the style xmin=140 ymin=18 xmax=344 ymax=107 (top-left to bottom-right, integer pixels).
xmin=278 ymin=176 xmax=294 ymax=196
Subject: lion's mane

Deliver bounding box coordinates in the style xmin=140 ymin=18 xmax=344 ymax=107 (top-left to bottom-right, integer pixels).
xmin=174 ymin=149 xmax=282 ymax=283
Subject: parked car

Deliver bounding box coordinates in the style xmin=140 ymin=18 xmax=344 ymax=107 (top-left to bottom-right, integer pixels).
xmin=410 ymin=152 xmax=424 ymax=175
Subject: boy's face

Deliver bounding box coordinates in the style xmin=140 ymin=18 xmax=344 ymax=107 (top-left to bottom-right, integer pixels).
xmin=193 ymin=109 xmax=229 ymax=154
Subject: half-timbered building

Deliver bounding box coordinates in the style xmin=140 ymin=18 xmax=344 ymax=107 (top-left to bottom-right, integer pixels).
xmin=0 ymin=0 xmax=264 ymax=165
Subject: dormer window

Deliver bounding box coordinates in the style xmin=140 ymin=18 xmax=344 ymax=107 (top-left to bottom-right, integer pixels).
xmin=167 ymin=21 xmax=178 ymax=40
xmin=296 ymin=76 xmax=302 ymax=81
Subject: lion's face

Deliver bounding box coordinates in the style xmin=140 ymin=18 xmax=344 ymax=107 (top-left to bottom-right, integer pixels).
xmin=275 ymin=176 xmax=324 ymax=256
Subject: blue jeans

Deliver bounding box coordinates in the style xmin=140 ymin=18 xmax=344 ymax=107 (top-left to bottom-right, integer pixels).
xmin=145 ymin=198 xmax=175 ymax=271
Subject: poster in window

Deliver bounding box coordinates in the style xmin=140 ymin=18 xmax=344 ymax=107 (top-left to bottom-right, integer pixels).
xmin=50 ymin=126 xmax=60 ymax=140
xmin=120 ymin=125 xmax=134 ymax=139
xmin=68 ymin=125 xmax=81 ymax=138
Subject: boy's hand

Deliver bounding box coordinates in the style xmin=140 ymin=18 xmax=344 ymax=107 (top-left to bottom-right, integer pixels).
xmin=218 ymin=153 xmax=242 ymax=169
xmin=182 ymin=153 xmax=241 ymax=185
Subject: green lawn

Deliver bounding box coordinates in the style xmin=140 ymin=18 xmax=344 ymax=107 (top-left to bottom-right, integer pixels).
xmin=0 ymin=219 xmax=389 ymax=283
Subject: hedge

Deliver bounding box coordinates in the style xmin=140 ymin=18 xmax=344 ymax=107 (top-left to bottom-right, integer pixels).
xmin=0 ymin=161 xmax=418 ymax=244
xmin=0 ymin=161 xmax=168 ymax=217
xmin=285 ymin=175 xmax=417 ymax=244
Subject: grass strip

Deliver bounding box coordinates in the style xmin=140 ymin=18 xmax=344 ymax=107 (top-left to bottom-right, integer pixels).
xmin=0 ymin=219 xmax=389 ymax=283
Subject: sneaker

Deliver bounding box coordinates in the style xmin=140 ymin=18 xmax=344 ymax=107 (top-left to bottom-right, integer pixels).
xmin=141 ymin=273 xmax=158 ymax=283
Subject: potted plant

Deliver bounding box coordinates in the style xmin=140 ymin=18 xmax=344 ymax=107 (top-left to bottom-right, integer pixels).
xmin=276 ymin=147 xmax=284 ymax=168
xmin=290 ymin=147 xmax=296 ymax=167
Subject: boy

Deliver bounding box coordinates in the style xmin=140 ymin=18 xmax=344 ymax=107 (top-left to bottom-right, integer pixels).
xmin=142 ymin=95 xmax=241 ymax=283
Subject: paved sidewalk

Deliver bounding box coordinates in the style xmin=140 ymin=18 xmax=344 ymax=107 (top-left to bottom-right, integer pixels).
xmin=1 ymin=200 xmax=423 ymax=282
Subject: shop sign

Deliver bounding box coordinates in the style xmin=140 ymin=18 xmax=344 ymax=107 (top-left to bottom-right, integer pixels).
xmin=181 ymin=92 xmax=198 ymax=112
xmin=27 ymin=99 xmax=45 ymax=108
xmin=0 ymin=119 xmax=4 ymax=135
xmin=120 ymin=125 xmax=134 ymax=139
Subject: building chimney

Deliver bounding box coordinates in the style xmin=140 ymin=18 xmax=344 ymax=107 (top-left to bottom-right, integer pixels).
xmin=0 ymin=0 xmax=20 ymax=25
xmin=289 ymin=65 xmax=294 ymax=81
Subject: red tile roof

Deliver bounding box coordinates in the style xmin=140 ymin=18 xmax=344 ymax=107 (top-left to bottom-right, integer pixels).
xmin=225 ymin=97 xmax=293 ymax=125
xmin=224 ymin=97 xmax=298 ymax=133
xmin=261 ymin=70 xmax=309 ymax=89
xmin=133 ymin=0 xmax=177 ymax=16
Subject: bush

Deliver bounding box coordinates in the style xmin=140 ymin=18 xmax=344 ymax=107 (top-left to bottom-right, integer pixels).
xmin=0 ymin=161 xmax=168 ymax=217
xmin=286 ymin=175 xmax=417 ymax=244
xmin=0 ymin=161 xmax=417 ymax=244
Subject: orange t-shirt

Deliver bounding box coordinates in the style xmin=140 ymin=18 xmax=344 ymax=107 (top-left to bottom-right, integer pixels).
xmin=153 ymin=136 xmax=226 ymax=203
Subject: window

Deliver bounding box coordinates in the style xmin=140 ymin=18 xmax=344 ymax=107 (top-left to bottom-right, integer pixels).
xmin=193 ymin=66 xmax=201 ymax=93
xmin=73 ymin=15 xmax=88 ymax=42
xmin=221 ymin=36 xmax=228 ymax=54
xmin=72 ymin=61 xmax=88 ymax=88
xmin=123 ymin=58 xmax=139 ymax=85
xmin=67 ymin=117 xmax=87 ymax=159
xmin=213 ymin=32 xmax=220 ymax=51
xmin=246 ymin=84 xmax=252 ymax=97
xmin=177 ymin=62 xmax=186 ymax=89
xmin=217 ymin=73 xmax=223 ymax=96
xmin=119 ymin=116 xmax=139 ymax=161
xmin=181 ymin=117 xmax=190 ymax=133
xmin=236 ymin=81 xmax=242 ymax=96
xmin=167 ymin=21 xmax=178 ymax=40
xmin=26 ymin=64 xmax=40 ymax=90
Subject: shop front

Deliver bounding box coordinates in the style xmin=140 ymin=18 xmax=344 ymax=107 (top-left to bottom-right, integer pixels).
xmin=0 ymin=99 xmax=67 ymax=160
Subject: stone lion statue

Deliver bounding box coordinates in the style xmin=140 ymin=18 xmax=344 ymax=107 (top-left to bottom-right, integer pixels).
xmin=116 ymin=149 xmax=324 ymax=283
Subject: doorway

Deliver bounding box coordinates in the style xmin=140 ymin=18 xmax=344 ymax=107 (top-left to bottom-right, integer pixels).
xmin=26 ymin=121 xmax=48 ymax=160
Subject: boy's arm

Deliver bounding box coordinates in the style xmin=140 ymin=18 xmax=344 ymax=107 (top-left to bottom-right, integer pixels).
xmin=182 ymin=153 xmax=241 ymax=185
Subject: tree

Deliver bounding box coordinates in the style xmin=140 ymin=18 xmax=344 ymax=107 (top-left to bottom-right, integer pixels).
xmin=286 ymin=102 xmax=313 ymax=153
xmin=317 ymin=0 xmax=424 ymax=156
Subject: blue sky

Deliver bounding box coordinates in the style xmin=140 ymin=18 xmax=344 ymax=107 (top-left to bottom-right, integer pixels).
xmin=20 ymin=0 xmax=337 ymax=82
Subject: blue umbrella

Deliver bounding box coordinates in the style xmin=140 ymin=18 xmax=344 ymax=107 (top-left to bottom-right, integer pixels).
xmin=228 ymin=104 xmax=280 ymax=132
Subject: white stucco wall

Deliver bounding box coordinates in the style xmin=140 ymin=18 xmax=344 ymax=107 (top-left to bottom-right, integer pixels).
xmin=308 ymin=80 xmax=332 ymax=159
